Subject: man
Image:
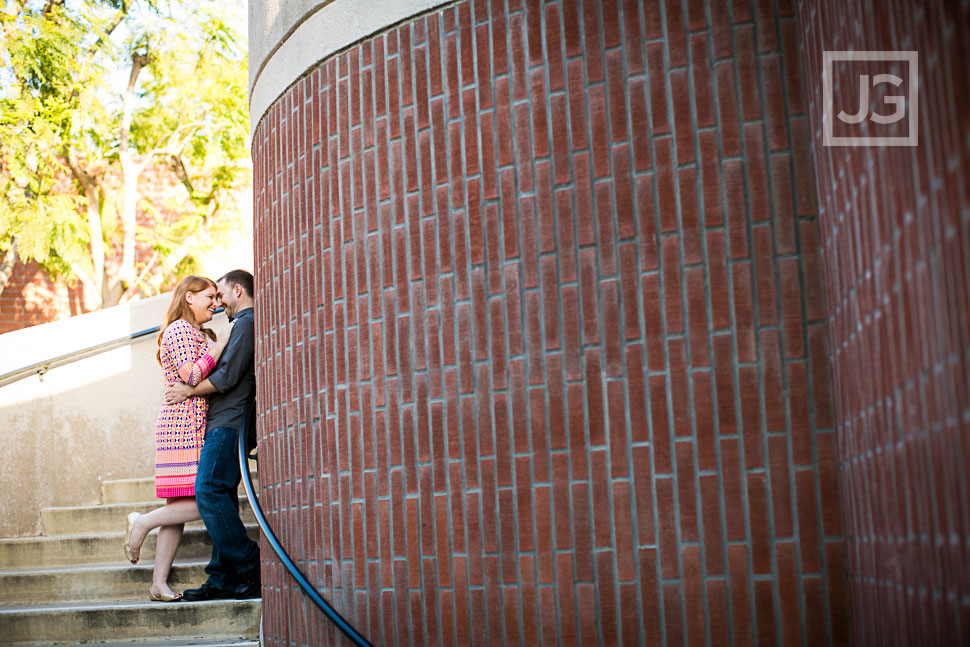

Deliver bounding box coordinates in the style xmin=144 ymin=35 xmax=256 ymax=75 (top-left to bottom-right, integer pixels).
xmin=165 ymin=269 xmax=261 ymax=601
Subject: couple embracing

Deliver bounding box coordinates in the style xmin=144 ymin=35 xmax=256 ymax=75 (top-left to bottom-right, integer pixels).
xmin=123 ymin=269 xmax=260 ymax=602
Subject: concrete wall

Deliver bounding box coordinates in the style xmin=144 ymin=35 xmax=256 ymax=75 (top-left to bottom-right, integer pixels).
xmin=249 ymin=0 xmax=847 ymax=645
xmin=0 ymin=294 xmax=229 ymax=537
xmin=248 ymin=0 xmax=450 ymax=137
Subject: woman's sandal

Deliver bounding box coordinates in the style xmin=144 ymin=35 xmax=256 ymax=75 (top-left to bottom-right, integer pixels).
xmin=124 ymin=511 xmax=141 ymax=564
xmin=149 ymin=587 xmax=183 ymax=602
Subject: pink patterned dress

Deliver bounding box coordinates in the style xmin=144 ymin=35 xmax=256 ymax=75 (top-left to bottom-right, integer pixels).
xmin=155 ymin=319 xmax=216 ymax=498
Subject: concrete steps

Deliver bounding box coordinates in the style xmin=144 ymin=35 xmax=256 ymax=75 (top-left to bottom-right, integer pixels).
xmin=100 ymin=474 xmax=257 ymax=506
xmin=0 ymin=524 xmax=260 ymax=569
xmin=41 ymin=497 xmax=256 ymax=535
xmin=0 ymin=599 xmax=261 ymax=645
xmin=0 ymin=475 xmax=261 ymax=646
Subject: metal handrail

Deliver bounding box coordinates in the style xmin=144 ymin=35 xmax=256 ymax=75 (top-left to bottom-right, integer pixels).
xmin=238 ymin=405 xmax=374 ymax=647
xmin=0 ymin=313 xmax=373 ymax=644
xmin=0 ymin=325 xmax=162 ymax=388
xmin=0 ymin=307 xmax=227 ymax=389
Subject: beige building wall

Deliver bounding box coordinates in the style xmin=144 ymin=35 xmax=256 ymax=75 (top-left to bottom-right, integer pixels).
xmin=0 ymin=293 xmax=230 ymax=537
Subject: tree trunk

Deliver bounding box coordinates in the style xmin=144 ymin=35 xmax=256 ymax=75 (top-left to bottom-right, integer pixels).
xmin=64 ymin=155 xmax=106 ymax=306
xmin=118 ymin=51 xmax=150 ymax=289
xmin=0 ymin=238 xmax=18 ymax=298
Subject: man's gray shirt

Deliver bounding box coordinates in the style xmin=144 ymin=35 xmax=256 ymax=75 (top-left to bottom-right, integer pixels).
xmin=206 ymin=307 xmax=255 ymax=431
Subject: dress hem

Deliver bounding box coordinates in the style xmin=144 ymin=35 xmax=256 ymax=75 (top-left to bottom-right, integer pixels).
xmin=156 ymin=486 xmax=196 ymax=498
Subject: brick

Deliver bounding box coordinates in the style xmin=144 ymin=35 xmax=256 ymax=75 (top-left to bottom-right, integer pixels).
xmin=544 ymin=4 xmax=566 ymax=91
xmin=646 ymin=43 xmax=670 ymax=134
xmin=686 ymin=266 xmax=710 ymax=367
xmin=671 ymin=70 xmax=695 ymax=165
xmin=752 ymin=224 xmax=779 ymax=325
xmin=734 ymin=25 xmax=761 ymax=121
xmin=748 ymin=472 xmax=772 ymax=574
xmin=661 ymin=583 xmax=685 ymax=646
xmin=585 ymin=350 xmax=607 ymax=448
xmin=595 ymin=182 xmax=619 ymax=275
xmin=655 ymin=138 xmax=678 ymax=232
xmin=656 ymin=478 xmax=679 ymax=578
xmin=664 ymin=0 xmax=687 ymax=66
xmin=575 ymin=153 xmax=596 ymax=245
xmin=809 ymin=325 xmax=834 ymax=428
xmin=556 ymin=187 xmax=578 ymax=280
xmin=754 ymin=0 xmax=778 ymax=52
xmin=699 ymin=131 xmax=724 ymax=226
xmin=744 ymin=124 xmax=771 ymax=221
xmin=603 ymin=280 xmax=624 ymax=374
xmin=715 ymin=61 xmax=741 ymax=156
xmin=661 ymin=236 xmax=685 ymax=333
xmin=572 ymin=482 xmax=595 ymax=581
xmin=683 ymin=546 xmax=706 ymax=646
xmin=699 ymin=473 xmax=726 ymax=575
xmin=779 ymin=21 xmax=805 ymax=115
xmin=790 ymin=117 xmax=817 ymax=215
xmin=754 ymin=579 xmax=778 ymax=646
xmin=636 ymin=175 xmax=660 ymax=270
xmin=724 ymin=161 xmax=749 ymax=258
xmin=713 ymin=333 xmax=738 ymax=434
xmin=669 ymin=338 xmax=692 ymax=437
xmin=690 ymin=33 xmax=715 ymax=128
xmin=761 ymin=329 xmax=786 ymax=431
xmin=796 ymin=469 xmax=822 ymax=573
xmin=579 ymin=249 xmax=601 ymax=344
xmin=800 ymin=220 xmax=826 ymax=321
xmin=650 ymin=375 xmax=673 ymax=474
xmin=614 ymin=146 xmax=636 ymax=240
xmin=679 ymin=167 xmax=703 ymax=263
xmin=762 ymin=54 xmax=789 ymax=151
xmin=567 ymin=59 xmax=589 ymax=150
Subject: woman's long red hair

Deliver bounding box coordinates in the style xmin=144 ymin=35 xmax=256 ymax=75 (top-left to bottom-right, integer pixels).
xmin=157 ymin=275 xmax=217 ymax=364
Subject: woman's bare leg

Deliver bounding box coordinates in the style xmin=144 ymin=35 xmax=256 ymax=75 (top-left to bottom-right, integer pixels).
xmin=152 ymin=523 xmax=186 ymax=596
xmin=128 ymin=497 xmax=200 ymax=551
xmin=128 ymin=497 xmax=200 ymax=595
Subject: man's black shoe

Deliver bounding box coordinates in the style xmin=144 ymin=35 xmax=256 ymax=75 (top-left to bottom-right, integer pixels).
xmin=180 ymin=581 xmax=236 ymax=602
xmin=234 ymin=569 xmax=261 ymax=599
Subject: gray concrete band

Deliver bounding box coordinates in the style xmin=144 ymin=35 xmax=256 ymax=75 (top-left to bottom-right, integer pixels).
xmin=248 ymin=0 xmax=451 ymax=139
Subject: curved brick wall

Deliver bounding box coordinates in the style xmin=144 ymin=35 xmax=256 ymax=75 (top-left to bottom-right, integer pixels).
xmin=797 ymin=1 xmax=970 ymax=644
xmin=251 ymin=1 xmax=846 ymax=644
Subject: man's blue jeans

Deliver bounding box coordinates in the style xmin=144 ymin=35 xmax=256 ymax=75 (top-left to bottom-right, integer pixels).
xmin=196 ymin=426 xmax=260 ymax=589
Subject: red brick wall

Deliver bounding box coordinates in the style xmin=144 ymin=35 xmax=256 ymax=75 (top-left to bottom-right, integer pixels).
xmin=0 ymin=260 xmax=88 ymax=334
xmin=251 ymin=0 xmax=846 ymax=645
xmin=0 ymin=165 xmax=193 ymax=335
xmin=797 ymin=1 xmax=970 ymax=644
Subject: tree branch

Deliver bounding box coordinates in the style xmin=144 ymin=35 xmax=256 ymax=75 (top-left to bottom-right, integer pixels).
xmin=119 ymin=250 xmax=159 ymax=304
xmin=119 ymin=51 xmax=150 ymax=154
xmin=0 ymin=238 xmax=18 ymax=298
xmin=62 ymin=149 xmax=106 ymax=302
xmin=68 ymin=260 xmax=100 ymax=299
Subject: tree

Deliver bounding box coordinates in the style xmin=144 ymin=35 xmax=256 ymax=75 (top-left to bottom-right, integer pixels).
xmin=0 ymin=0 xmax=249 ymax=306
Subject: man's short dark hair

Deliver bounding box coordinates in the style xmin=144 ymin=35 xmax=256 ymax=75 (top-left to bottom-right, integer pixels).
xmin=218 ymin=269 xmax=254 ymax=298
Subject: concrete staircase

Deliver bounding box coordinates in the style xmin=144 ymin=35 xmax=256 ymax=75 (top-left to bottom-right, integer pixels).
xmin=0 ymin=475 xmax=261 ymax=646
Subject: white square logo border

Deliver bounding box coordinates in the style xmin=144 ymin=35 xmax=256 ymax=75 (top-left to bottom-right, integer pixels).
xmin=822 ymin=50 xmax=919 ymax=147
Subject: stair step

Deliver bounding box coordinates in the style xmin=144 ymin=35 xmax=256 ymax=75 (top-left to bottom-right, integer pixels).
xmin=13 ymin=641 xmax=259 ymax=647
xmin=13 ymin=641 xmax=258 ymax=647
xmin=42 ymin=498 xmax=255 ymax=536
xmin=101 ymin=474 xmax=258 ymax=505
xmin=0 ymin=560 xmax=212 ymax=605
xmin=0 ymin=599 xmax=261 ymax=645
xmin=0 ymin=525 xmax=260 ymax=570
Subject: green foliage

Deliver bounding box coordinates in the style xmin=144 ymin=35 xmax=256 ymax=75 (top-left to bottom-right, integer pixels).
xmin=0 ymin=0 xmax=250 ymax=302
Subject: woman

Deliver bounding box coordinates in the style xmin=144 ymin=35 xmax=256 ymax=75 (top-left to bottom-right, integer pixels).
xmin=123 ymin=275 xmax=233 ymax=602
